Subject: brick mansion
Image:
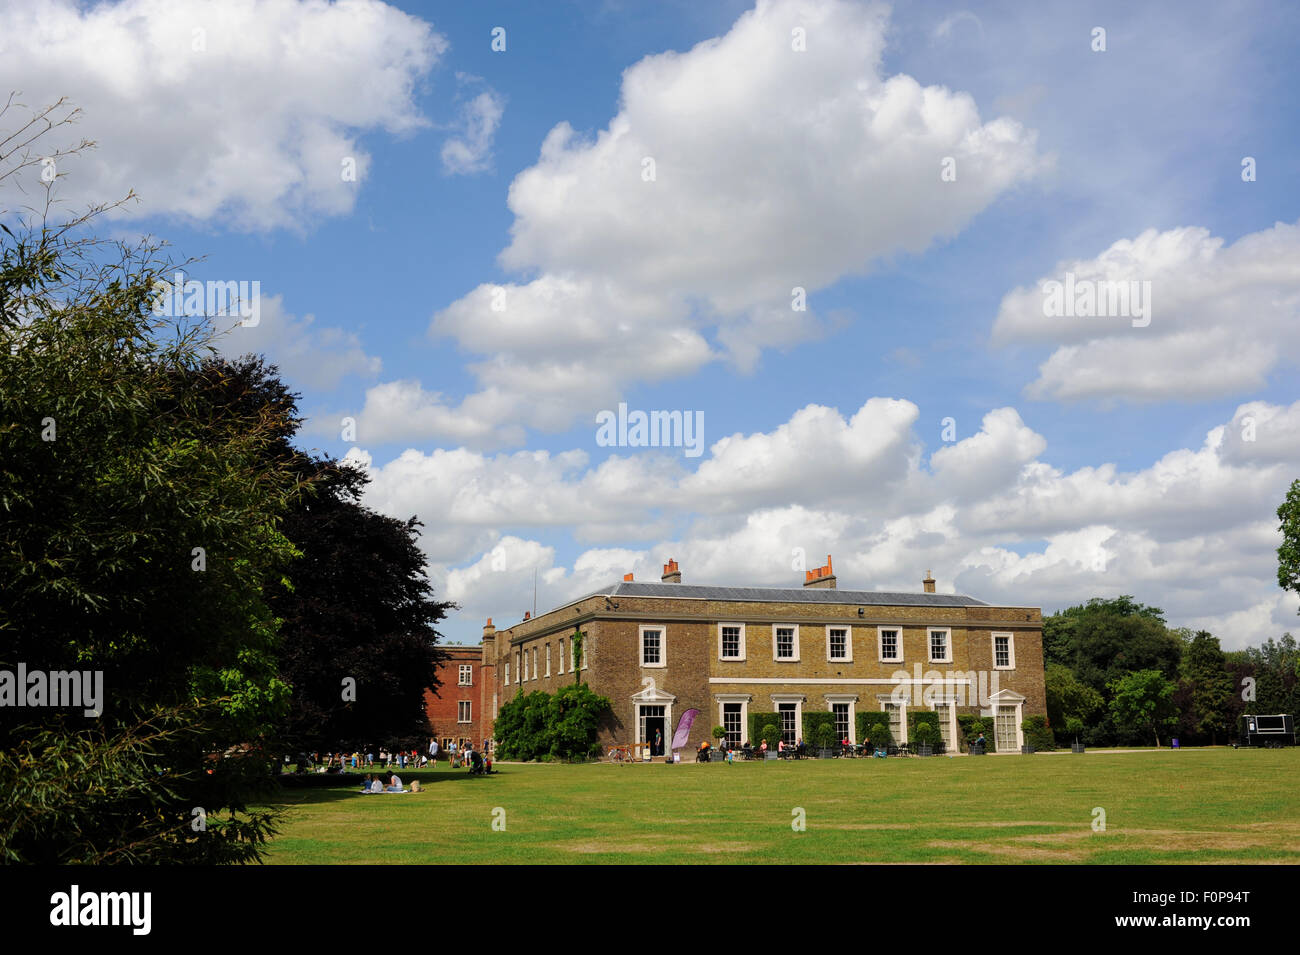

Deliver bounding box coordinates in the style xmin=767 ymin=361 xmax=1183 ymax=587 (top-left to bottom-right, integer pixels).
xmin=435 ymin=557 xmax=1047 ymax=757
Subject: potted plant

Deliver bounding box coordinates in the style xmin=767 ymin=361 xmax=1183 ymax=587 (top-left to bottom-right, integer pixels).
xmin=815 ymin=724 xmax=837 ymax=758
xmin=761 ymin=724 xmax=780 ymax=758
xmin=870 ymin=721 xmax=891 ymax=756
xmin=914 ymin=720 xmax=935 ymax=756
xmin=1067 ymin=717 xmax=1086 ymax=753
xmin=712 ymin=725 xmax=727 ymax=756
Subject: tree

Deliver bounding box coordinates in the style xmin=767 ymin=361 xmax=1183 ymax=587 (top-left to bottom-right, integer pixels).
xmin=1108 ymin=670 xmax=1177 ymax=747
xmin=269 ymin=453 xmax=454 ymax=755
xmin=1278 ymin=479 xmax=1300 ymax=601
xmin=1178 ymin=631 xmax=1234 ymax=745
xmin=1243 ymin=634 xmax=1300 ymax=717
xmin=1 ymin=97 xmax=299 ymax=860
xmin=1044 ymin=662 xmax=1103 ymax=743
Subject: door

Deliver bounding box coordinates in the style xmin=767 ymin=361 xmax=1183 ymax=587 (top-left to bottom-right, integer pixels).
xmin=639 ymin=705 xmax=666 ymax=756
xmin=995 ymin=705 xmax=1018 ymax=752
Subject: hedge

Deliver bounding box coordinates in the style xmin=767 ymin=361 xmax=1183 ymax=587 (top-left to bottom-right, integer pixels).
xmin=748 ymin=711 xmax=780 ymax=747
xmin=1022 ymin=714 xmax=1055 ymax=752
xmin=802 ymin=710 xmax=837 ymax=748
xmin=957 ymin=714 xmax=995 ymax=752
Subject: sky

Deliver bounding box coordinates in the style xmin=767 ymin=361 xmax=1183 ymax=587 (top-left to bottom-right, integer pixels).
xmin=5 ymin=0 xmax=1299 ymax=648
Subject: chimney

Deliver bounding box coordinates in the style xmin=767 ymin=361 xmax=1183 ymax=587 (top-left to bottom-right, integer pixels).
xmin=623 ymin=572 xmax=634 ymax=582
xmin=661 ymin=558 xmax=681 ymax=583
xmin=923 ymin=570 xmax=936 ymax=594
xmin=481 ymin=618 xmax=496 ymax=664
xmin=483 ymin=617 xmax=496 ymax=638
xmin=804 ymin=554 xmax=837 ymax=589
xmin=523 ymin=611 xmax=531 ymax=620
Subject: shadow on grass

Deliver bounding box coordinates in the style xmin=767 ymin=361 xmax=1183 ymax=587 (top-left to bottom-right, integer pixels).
xmin=270 ymin=768 xmax=507 ymax=805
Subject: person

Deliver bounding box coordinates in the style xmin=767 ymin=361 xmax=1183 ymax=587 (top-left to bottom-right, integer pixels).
xmin=974 ymin=733 xmax=987 ymax=754
xmin=463 ymin=740 xmax=474 ymax=768
xmin=698 ymin=739 xmax=711 ymax=762
xmin=386 ymin=772 xmax=403 ymax=793
xmin=360 ymin=773 xmax=373 ymax=793
xmin=428 ymin=737 xmax=439 ymax=767
xmin=448 ymin=740 xmax=458 ymax=768
xmin=370 ymin=776 xmax=383 ymax=793
xmin=759 ymin=739 xmax=768 ymax=754
xmin=797 ymin=738 xmax=807 ymax=758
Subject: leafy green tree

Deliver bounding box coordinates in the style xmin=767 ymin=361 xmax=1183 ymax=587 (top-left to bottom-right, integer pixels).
xmin=1243 ymin=634 xmax=1300 ymax=717
xmin=1108 ymin=670 xmax=1177 ymax=746
xmin=1278 ymin=479 xmax=1300 ymax=601
xmin=545 ymin=683 xmax=612 ymax=760
xmin=1177 ymin=631 xmax=1234 ymax=745
xmin=1044 ymin=662 xmax=1103 ymax=742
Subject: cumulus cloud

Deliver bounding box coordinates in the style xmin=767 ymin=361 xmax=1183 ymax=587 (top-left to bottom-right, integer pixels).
xmin=389 ymin=0 xmax=1043 ymax=447
xmin=0 ymin=0 xmax=444 ymax=230
xmin=993 ymin=220 xmax=1300 ymax=402
xmin=362 ymin=396 xmax=1300 ymax=649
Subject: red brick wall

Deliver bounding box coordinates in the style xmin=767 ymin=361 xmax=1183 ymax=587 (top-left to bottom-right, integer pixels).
xmin=424 ymin=645 xmax=489 ymax=750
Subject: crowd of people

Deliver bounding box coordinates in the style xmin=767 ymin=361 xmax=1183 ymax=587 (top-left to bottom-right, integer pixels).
xmin=304 ymin=737 xmax=495 ymax=774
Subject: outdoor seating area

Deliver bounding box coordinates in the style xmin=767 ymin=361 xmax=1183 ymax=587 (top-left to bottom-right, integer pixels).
xmin=711 ymin=740 xmax=952 ymax=760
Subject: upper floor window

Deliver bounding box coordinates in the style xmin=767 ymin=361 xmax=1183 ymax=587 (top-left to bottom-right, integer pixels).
xmin=719 ymin=623 xmax=745 ymax=661
xmin=458 ymin=664 xmax=473 ymax=686
xmin=545 ymin=643 xmax=551 ymax=677
xmin=993 ymin=632 xmax=1015 ymax=669
xmin=827 ymin=626 xmax=850 ymax=662
xmin=928 ymin=629 xmax=951 ymax=663
xmin=458 ymin=701 xmax=471 ymax=723
xmin=774 ymin=625 xmax=799 ymax=661
xmin=878 ymin=628 xmax=901 ymax=662
xmin=640 ymin=625 xmax=665 ymax=667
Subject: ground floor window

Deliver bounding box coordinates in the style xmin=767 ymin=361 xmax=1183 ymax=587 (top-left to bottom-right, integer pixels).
xmin=832 ymin=702 xmax=850 ymax=742
xmin=934 ymin=704 xmax=952 ymax=749
xmin=778 ymin=703 xmax=798 ymax=744
xmin=723 ymin=703 xmax=742 ymax=749
xmin=884 ymin=702 xmax=904 ymax=744
xmin=996 ymin=705 xmax=1018 ymax=751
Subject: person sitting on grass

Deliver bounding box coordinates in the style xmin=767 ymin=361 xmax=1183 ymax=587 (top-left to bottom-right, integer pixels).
xmin=385 ymin=772 xmax=403 ymax=793
xmin=360 ymin=773 xmax=373 ymax=793
xmin=369 ymin=775 xmax=383 ymax=794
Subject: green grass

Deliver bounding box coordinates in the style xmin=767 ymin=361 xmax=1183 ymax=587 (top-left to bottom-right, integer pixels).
xmin=261 ymin=748 xmax=1300 ymax=864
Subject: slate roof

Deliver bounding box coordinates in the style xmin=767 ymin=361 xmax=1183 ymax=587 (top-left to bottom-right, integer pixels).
xmin=569 ymin=581 xmax=989 ymax=608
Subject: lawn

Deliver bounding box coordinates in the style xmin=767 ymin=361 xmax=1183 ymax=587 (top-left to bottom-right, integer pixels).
xmin=262 ymin=748 xmax=1300 ymax=864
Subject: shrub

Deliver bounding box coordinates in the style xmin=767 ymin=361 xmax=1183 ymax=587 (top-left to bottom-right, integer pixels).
xmin=914 ymin=721 xmax=936 ymax=746
xmin=760 ymin=723 xmax=780 ymax=748
xmin=814 ymin=724 xmax=837 ymax=750
xmin=802 ymin=711 xmax=836 ymax=746
xmin=495 ymin=687 xmax=611 ymax=761
xmin=1022 ymin=714 xmax=1056 ymax=752
xmin=748 ymin=712 xmax=779 ymax=746
xmin=870 ymin=721 xmax=892 ymax=748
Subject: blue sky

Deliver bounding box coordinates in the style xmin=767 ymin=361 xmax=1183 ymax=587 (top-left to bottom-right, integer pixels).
xmin=6 ymin=0 xmax=1299 ymax=647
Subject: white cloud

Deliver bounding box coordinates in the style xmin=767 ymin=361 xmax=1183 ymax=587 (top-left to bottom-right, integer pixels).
xmin=441 ymin=80 xmax=504 ymax=175
xmin=0 ymin=0 xmax=444 ymax=230
xmin=367 ymin=396 xmax=1300 ymax=649
xmin=382 ymin=0 xmax=1043 ymax=447
xmin=993 ymin=221 xmax=1300 ymax=402
xmin=211 ymin=295 xmax=381 ymax=391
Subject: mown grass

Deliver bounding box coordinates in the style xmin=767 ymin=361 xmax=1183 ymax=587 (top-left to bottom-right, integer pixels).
xmin=261 ymin=748 xmax=1300 ymax=864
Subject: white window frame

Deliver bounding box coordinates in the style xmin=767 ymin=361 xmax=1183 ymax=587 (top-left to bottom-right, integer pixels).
xmin=770 ymin=694 xmax=804 ymax=744
xmin=927 ymin=628 xmax=952 ymax=664
xmin=532 ymin=647 xmax=538 ymax=680
xmin=825 ymin=625 xmax=852 ymax=663
xmin=504 ymin=660 xmax=510 ymax=685
xmin=992 ymin=632 xmax=1015 ymax=670
xmin=457 ymin=700 xmax=471 ymax=723
xmin=772 ymin=624 xmax=800 ymax=662
xmin=545 ymin=643 xmax=551 ymax=677
xmin=515 ymin=650 xmax=522 ymax=682
xmin=558 ymin=638 xmax=565 ymax=675
xmin=825 ymin=693 xmax=858 ymax=745
xmin=880 ymin=697 xmax=908 ymax=745
xmin=878 ymin=626 xmax=902 ymax=663
xmin=718 ymin=622 xmax=746 ymax=661
xmin=458 ymin=664 xmax=473 ymax=686
xmin=715 ymin=694 xmax=751 ymax=749
xmin=640 ymin=624 xmax=667 ymax=669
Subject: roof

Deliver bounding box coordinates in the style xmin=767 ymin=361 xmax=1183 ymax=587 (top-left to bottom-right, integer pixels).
xmin=565 ymin=581 xmax=990 ymax=608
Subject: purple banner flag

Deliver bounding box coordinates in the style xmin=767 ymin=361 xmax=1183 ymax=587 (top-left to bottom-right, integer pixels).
xmin=671 ymin=708 xmax=700 ymax=752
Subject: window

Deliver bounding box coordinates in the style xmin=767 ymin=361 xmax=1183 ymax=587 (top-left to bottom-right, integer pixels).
xmin=504 ymin=661 xmax=510 ymax=685
xmin=558 ymin=638 xmax=565 ymax=674
xmin=516 ymin=650 xmax=523 ymax=682
xmin=826 ymin=626 xmax=850 ymax=662
xmin=545 ymin=643 xmax=551 ymax=677
xmin=884 ymin=701 xmax=905 ymax=744
xmin=778 ymin=703 xmax=798 ymax=744
xmin=719 ymin=623 xmax=745 ymax=661
xmin=878 ymin=627 xmax=901 ymax=662
xmin=993 ymin=632 xmax=1015 ymax=669
xmin=723 ymin=703 xmax=743 ymax=749
xmin=458 ymin=664 xmax=472 ymax=686
xmin=928 ymin=629 xmax=950 ymax=663
xmin=774 ymin=625 xmax=799 ymax=661
xmin=832 ymin=702 xmax=850 ymax=742
xmin=640 ymin=625 xmax=665 ymax=667
xmin=457 ymin=701 xmax=471 ymax=723
xmin=532 ymin=647 xmax=538 ymax=680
